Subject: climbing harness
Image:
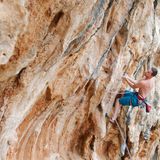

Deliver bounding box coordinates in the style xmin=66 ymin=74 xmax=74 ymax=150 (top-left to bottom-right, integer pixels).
xmin=137 ymin=94 xmax=151 ymax=112
xmin=105 ymin=113 xmax=132 ymax=159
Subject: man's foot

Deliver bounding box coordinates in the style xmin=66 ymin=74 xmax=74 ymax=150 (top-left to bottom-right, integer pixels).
xmin=105 ymin=113 xmax=116 ymax=123
xmin=109 ymin=118 xmax=115 ymax=123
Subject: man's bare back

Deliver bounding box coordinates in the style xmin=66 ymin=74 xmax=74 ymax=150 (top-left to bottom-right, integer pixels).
xmin=138 ymin=78 xmax=154 ymax=98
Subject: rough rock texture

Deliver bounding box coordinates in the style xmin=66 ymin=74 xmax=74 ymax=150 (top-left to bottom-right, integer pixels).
xmin=0 ymin=0 xmax=160 ymax=160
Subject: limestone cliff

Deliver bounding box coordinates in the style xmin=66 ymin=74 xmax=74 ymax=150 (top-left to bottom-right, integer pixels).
xmin=0 ymin=0 xmax=160 ymax=160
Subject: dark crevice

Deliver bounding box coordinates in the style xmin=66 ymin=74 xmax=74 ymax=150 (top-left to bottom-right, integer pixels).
xmin=128 ymin=0 xmax=137 ymax=15
xmin=97 ymin=103 xmax=103 ymax=112
xmin=48 ymin=10 xmax=64 ymax=31
xmin=89 ymin=135 xmax=95 ymax=151
xmin=103 ymin=0 xmax=114 ymax=19
xmin=84 ymin=80 xmax=92 ymax=92
xmin=106 ymin=20 xmax=112 ymax=32
xmin=107 ymin=0 xmax=114 ymax=10
xmin=45 ymin=86 xmax=52 ymax=101
xmin=15 ymin=67 xmax=26 ymax=86
xmin=151 ymin=0 xmax=157 ymax=52
xmin=147 ymin=55 xmax=152 ymax=69
xmin=43 ymin=8 xmax=64 ymax=41
xmin=103 ymin=0 xmax=115 ymax=32
xmin=154 ymin=0 xmax=158 ymax=9
xmin=17 ymin=67 xmax=26 ymax=77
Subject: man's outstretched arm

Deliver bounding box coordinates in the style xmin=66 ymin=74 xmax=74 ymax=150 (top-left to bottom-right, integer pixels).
xmin=123 ymin=75 xmax=137 ymax=84
xmin=123 ymin=76 xmax=142 ymax=89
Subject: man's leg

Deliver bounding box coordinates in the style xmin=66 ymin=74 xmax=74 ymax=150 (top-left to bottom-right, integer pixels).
xmin=113 ymin=93 xmax=124 ymax=107
xmin=111 ymin=91 xmax=133 ymax=122
xmin=110 ymin=98 xmax=122 ymax=122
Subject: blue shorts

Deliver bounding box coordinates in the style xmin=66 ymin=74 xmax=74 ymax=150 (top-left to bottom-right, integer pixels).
xmin=119 ymin=90 xmax=139 ymax=107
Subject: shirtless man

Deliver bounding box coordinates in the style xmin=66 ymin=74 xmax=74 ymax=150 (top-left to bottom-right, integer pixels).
xmin=110 ymin=67 xmax=158 ymax=123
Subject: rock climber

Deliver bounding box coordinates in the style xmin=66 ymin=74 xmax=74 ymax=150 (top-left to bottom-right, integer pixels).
xmin=109 ymin=67 xmax=158 ymax=123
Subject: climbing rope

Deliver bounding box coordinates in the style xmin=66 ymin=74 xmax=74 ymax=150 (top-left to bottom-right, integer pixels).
xmin=115 ymin=119 xmax=132 ymax=159
xmin=105 ymin=113 xmax=132 ymax=159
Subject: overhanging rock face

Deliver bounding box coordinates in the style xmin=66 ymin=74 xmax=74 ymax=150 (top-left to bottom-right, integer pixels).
xmin=0 ymin=0 xmax=160 ymax=160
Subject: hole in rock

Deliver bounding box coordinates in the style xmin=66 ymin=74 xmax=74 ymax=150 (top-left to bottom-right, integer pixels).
xmin=89 ymin=135 xmax=95 ymax=151
xmin=106 ymin=20 xmax=112 ymax=32
xmin=48 ymin=10 xmax=64 ymax=31
xmin=97 ymin=103 xmax=103 ymax=112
